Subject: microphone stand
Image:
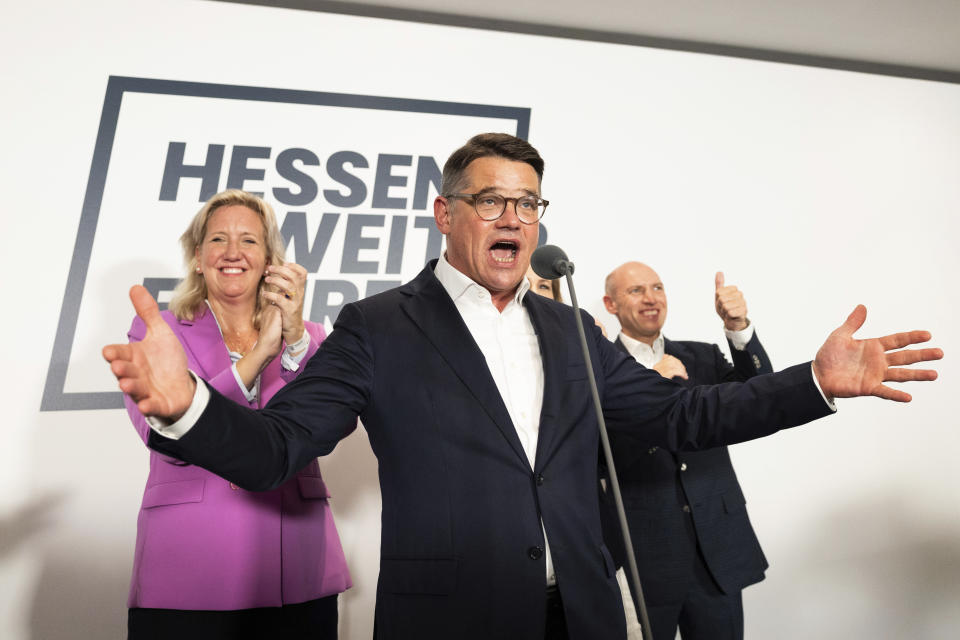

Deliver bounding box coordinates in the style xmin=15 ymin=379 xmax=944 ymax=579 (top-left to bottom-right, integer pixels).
xmin=562 ymin=266 xmax=654 ymax=640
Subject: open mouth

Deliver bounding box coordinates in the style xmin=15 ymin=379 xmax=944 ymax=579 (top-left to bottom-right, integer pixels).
xmin=219 ymin=267 xmax=246 ymax=275
xmin=489 ymin=240 xmax=518 ymax=264
xmin=641 ymin=310 xmax=659 ymax=318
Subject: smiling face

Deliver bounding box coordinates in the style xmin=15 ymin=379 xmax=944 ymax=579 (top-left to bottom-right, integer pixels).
xmin=603 ymin=262 xmax=668 ymax=345
xmin=196 ymin=204 xmax=267 ymax=307
xmin=435 ymin=156 xmax=540 ymax=310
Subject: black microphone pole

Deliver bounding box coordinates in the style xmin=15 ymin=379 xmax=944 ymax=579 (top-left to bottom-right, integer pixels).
xmin=531 ymin=245 xmax=653 ymax=640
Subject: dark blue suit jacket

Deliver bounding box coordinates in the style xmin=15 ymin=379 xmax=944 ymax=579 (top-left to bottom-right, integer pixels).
xmin=601 ymin=333 xmax=773 ymax=605
xmin=150 ymin=264 xmax=830 ymax=640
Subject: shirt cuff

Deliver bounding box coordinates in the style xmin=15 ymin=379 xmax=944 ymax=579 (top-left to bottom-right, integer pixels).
xmin=281 ymin=330 xmax=310 ymax=372
xmin=724 ymin=322 xmax=755 ymax=351
xmin=231 ymin=363 xmax=259 ymax=402
xmin=144 ymin=370 xmax=211 ymax=440
xmin=809 ymin=362 xmax=838 ymax=412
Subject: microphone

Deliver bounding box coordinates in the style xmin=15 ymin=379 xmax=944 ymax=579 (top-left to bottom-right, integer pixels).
xmin=531 ymin=244 xmax=574 ymax=279
xmin=532 ymin=244 xmax=653 ymax=640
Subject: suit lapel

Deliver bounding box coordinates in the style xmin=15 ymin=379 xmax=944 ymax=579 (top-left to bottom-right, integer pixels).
xmin=663 ymin=337 xmax=687 ymax=362
xmin=177 ymin=308 xmax=232 ymax=380
xmin=400 ymin=266 xmax=530 ymax=469
xmin=614 ymin=336 xmax=629 ymax=356
xmin=525 ymin=295 xmax=567 ymax=471
xmin=664 ymin=338 xmax=696 ymax=388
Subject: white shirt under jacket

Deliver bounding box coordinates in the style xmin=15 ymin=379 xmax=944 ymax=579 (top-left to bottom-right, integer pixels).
xmin=432 ymin=253 xmax=557 ymax=585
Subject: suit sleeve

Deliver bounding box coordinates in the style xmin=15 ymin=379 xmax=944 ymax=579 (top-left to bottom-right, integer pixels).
xmin=279 ymin=321 xmax=326 ymax=383
xmin=148 ymin=303 xmax=369 ymax=491
xmin=594 ymin=321 xmax=831 ymax=451
xmin=723 ymin=331 xmax=773 ymax=382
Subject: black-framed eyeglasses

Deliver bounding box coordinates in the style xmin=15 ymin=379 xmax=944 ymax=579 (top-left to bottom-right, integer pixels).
xmin=444 ymin=192 xmax=549 ymax=224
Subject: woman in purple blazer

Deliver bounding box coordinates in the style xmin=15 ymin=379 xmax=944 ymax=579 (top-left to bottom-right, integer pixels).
xmin=124 ymin=190 xmax=351 ymax=639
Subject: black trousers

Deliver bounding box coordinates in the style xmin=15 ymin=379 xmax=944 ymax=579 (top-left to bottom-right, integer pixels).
xmin=544 ymin=585 xmax=569 ymax=640
xmin=643 ymin=553 xmax=744 ymax=640
xmin=128 ymin=594 xmax=338 ymax=640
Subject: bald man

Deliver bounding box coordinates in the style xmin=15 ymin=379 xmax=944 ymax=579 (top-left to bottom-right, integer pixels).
xmin=600 ymin=262 xmax=771 ymax=640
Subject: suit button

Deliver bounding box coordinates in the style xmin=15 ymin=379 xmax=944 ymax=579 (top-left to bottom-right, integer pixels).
xmin=229 ymin=483 xmax=239 ymax=490
xmin=682 ymin=505 xmax=691 ymax=513
xmin=647 ymin=447 xmax=658 ymax=455
xmin=536 ymin=473 xmax=545 ymax=486
xmin=753 ymin=354 xmax=762 ymax=369
xmin=680 ymin=463 xmax=688 ymax=471
xmin=528 ymin=546 xmax=544 ymax=560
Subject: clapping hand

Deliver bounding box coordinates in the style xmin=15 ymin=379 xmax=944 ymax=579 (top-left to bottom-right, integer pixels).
xmin=262 ymin=262 xmax=308 ymax=346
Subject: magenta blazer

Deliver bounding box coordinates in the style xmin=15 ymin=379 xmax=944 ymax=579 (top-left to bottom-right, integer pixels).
xmin=125 ymin=307 xmax=352 ymax=610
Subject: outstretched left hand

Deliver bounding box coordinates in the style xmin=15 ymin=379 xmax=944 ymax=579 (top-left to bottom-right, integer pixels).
xmin=813 ymin=305 xmax=942 ymax=403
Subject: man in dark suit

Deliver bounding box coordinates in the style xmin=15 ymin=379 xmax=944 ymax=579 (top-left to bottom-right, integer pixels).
xmin=103 ymin=134 xmax=941 ymax=640
xmin=601 ymin=261 xmax=773 ymax=640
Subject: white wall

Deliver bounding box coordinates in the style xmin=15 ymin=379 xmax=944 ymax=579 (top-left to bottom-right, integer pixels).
xmin=2 ymin=1 xmax=958 ymax=638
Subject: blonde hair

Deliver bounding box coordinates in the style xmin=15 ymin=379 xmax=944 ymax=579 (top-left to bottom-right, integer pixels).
xmin=169 ymin=189 xmax=287 ymax=328
xmin=550 ymin=279 xmax=563 ymax=303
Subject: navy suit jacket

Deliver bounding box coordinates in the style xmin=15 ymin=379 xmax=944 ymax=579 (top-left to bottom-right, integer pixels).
xmin=150 ymin=263 xmax=831 ymax=640
xmin=601 ymin=333 xmax=773 ymax=604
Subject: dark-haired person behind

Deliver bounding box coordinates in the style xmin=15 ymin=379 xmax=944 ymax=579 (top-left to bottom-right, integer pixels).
xmin=105 ymin=134 xmax=941 ymax=640
xmin=123 ymin=190 xmax=351 ymax=639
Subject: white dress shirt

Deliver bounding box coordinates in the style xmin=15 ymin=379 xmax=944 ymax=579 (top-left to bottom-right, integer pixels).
xmin=433 ymin=254 xmax=558 ymax=585
xmin=432 ymin=255 xmax=544 ymax=469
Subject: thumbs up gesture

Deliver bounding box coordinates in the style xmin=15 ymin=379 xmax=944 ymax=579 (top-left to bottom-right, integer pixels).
xmin=102 ymin=285 xmax=196 ymax=420
xmin=714 ymin=272 xmax=749 ymax=332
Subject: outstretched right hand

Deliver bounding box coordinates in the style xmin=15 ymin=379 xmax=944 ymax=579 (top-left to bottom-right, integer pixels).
xmin=102 ymin=285 xmax=196 ymax=420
